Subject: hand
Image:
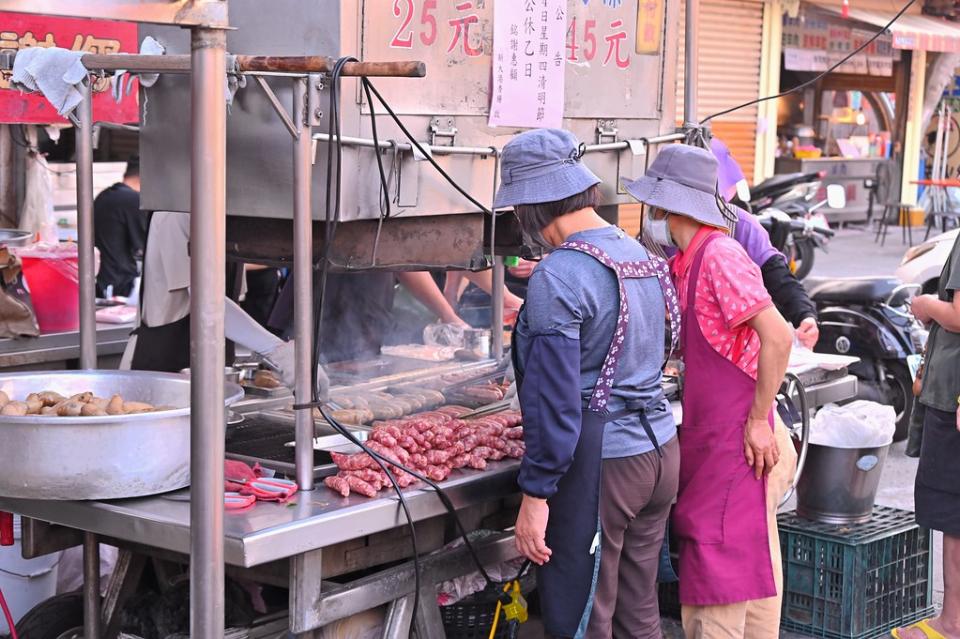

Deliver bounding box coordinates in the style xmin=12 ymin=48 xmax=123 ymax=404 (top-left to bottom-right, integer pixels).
xmin=515 ymin=494 xmax=552 ymax=565
xmin=795 ymin=317 xmax=819 ymax=350
xmin=744 ymin=416 xmax=780 ymax=480
xmin=265 ymin=340 xmax=330 ymax=401
xmin=441 ymin=313 xmax=470 ymax=329
xmin=508 ymin=259 xmax=537 ymax=279
xmin=911 ymin=294 xmax=937 ymax=324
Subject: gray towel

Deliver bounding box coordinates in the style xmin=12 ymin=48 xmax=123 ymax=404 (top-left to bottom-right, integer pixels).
xmin=11 ymin=46 xmax=87 ymax=116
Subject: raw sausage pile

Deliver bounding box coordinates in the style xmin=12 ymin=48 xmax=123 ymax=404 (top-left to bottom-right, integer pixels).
xmin=323 ymin=407 xmax=524 ymax=498
xmin=0 ymin=390 xmax=167 ymax=417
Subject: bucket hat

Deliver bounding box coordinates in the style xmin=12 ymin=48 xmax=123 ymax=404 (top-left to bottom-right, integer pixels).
xmin=494 ymin=129 xmax=601 ymax=209
xmin=621 ymin=144 xmax=729 ymax=228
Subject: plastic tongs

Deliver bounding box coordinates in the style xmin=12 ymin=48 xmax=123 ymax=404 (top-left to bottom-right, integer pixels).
xmin=226 ymin=476 xmax=298 ymax=502
xmin=225 ymin=492 xmax=255 ymax=511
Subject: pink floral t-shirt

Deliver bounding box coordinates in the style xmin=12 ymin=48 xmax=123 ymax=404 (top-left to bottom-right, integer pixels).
xmin=671 ymin=228 xmax=773 ymax=380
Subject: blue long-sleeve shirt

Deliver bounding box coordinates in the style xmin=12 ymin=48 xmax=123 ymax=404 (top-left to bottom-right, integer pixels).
xmin=514 ymin=227 xmax=677 ymax=499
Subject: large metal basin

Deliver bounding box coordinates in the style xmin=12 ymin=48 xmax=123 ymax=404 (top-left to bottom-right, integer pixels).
xmin=0 ymin=371 xmax=244 ymax=500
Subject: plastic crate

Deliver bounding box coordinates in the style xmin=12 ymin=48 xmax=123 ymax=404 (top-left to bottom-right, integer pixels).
xmin=440 ymin=575 xmax=534 ymax=639
xmin=779 ymin=506 xmax=935 ymax=639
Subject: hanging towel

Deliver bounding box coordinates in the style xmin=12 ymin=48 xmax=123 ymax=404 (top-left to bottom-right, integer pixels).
xmin=11 ymin=46 xmax=87 ymax=116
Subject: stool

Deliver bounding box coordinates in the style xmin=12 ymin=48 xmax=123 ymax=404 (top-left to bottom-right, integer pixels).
xmin=924 ymin=205 xmax=960 ymax=241
xmin=875 ymin=202 xmax=914 ymax=246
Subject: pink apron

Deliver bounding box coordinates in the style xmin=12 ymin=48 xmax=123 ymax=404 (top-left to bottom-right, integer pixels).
xmin=672 ymin=232 xmax=776 ymax=606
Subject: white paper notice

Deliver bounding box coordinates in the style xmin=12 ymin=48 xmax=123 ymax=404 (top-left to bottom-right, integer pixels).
xmin=488 ymin=0 xmax=566 ymax=129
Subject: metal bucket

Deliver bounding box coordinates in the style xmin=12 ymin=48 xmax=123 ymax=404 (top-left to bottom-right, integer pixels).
xmin=0 ymin=371 xmax=244 ymax=500
xmin=795 ymin=443 xmax=890 ymax=524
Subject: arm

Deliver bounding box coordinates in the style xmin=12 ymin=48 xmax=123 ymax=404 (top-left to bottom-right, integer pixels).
xmin=744 ymin=306 xmax=794 ymax=478
xmin=462 ymin=270 xmax=524 ymax=310
xmin=761 ymin=256 xmax=817 ymax=326
xmin=513 ymin=269 xmax=584 ymax=565
xmin=761 ymin=255 xmax=819 ymax=349
xmin=396 ymin=271 xmax=467 ymax=326
xmin=912 ymin=294 xmax=960 ymax=333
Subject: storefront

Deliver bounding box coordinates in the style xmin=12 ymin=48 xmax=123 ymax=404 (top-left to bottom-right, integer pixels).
xmin=774 ymin=2 xmax=960 ymax=222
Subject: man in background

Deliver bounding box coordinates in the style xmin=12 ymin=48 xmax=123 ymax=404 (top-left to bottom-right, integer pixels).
xmin=94 ymin=156 xmax=146 ymax=298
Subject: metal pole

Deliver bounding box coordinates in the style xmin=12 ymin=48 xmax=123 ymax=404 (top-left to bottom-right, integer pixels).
xmin=189 ymin=26 xmax=227 ymax=639
xmin=82 ymin=532 xmax=100 ymax=638
xmin=76 ymin=79 xmax=96 ymax=370
xmin=292 ymin=77 xmax=315 ymax=491
xmin=490 ymin=153 xmax=504 ymax=359
xmin=683 ymin=0 xmax=700 ymax=128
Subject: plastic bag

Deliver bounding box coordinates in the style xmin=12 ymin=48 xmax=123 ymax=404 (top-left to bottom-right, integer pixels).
xmin=423 ymin=322 xmax=467 ymax=347
xmin=810 ymin=400 xmax=896 ymax=448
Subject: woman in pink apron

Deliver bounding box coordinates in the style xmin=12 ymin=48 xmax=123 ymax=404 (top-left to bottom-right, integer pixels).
xmin=623 ymin=145 xmax=795 ymax=638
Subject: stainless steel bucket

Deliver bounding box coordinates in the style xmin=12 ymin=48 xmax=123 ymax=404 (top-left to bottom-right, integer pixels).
xmin=795 ymin=443 xmax=890 ymax=524
xmin=0 ymin=371 xmax=244 ymax=500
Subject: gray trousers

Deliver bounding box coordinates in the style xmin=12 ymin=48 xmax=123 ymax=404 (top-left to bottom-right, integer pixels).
xmin=584 ymin=436 xmax=681 ymax=639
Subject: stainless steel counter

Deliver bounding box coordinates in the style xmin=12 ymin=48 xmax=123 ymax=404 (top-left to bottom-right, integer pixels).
xmin=0 ymin=460 xmax=519 ymax=569
xmin=0 ymin=323 xmax=133 ymax=370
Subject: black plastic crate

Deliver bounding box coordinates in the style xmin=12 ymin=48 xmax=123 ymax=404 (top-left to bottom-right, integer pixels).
xmin=779 ymin=506 xmax=935 ymax=639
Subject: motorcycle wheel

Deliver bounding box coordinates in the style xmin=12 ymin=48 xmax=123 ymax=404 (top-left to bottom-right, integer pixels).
xmin=787 ymin=237 xmax=816 ymax=280
xmin=854 ymin=361 xmax=913 ymax=442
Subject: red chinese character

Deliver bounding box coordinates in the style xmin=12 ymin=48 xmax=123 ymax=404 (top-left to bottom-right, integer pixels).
xmin=602 ymin=19 xmax=629 ymax=69
xmin=447 ymin=1 xmax=482 ymax=57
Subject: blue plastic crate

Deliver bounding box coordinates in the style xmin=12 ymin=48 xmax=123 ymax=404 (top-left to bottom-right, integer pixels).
xmin=779 ymin=506 xmax=935 ymax=639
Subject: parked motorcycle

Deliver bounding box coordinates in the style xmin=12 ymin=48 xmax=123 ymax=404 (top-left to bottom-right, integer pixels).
xmin=733 ymin=170 xmax=825 ymax=213
xmin=756 ymin=184 xmax=844 ymax=280
xmin=805 ymin=277 xmax=927 ymax=442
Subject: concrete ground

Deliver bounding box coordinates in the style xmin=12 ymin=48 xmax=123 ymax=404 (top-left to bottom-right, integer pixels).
xmin=521 ymin=226 xmax=945 ymax=638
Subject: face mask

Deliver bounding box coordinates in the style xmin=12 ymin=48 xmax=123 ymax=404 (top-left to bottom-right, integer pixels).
xmin=646 ymin=212 xmax=675 ymax=248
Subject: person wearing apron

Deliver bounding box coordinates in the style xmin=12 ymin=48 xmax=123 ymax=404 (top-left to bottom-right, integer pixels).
xmin=121 ymin=211 xmax=320 ymax=394
xmin=623 ymin=145 xmax=796 ymax=639
xmin=499 ymin=129 xmax=681 ymax=639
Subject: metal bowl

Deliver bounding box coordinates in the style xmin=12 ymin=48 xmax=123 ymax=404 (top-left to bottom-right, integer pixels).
xmin=0 ymin=370 xmax=243 ymax=500
xmin=0 ymin=229 xmax=35 ymax=247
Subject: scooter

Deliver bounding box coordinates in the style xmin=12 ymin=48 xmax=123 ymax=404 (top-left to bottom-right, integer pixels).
xmin=733 ymin=170 xmax=824 ymax=213
xmin=805 ymin=277 xmax=927 ymax=442
xmin=756 ymin=184 xmax=844 ymax=280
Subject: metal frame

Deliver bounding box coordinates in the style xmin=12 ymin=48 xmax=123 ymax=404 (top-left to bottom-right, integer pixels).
xmin=0 ymin=0 xmax=705 ymax=635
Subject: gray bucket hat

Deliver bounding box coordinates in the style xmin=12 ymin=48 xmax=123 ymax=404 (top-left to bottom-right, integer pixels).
xmin=493 ymin=129 xmax=601 ymax=209
xmin=621 ymin=145 xmax=728 ymax=228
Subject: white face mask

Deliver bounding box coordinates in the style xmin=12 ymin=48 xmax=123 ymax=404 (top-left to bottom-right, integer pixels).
xmin=646 ymin=212 xmax=675 ymax=248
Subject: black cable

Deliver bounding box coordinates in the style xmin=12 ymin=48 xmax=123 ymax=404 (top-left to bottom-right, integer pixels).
xmin=362 ymin=79 xmax=494 ymax=216
xmin=700 ymin=0 xmax=916 ymax=125
xmin=361 ymin=78 xmax=392 ymax=220
xmin=312 ymin=56 xmax=356 ymax=396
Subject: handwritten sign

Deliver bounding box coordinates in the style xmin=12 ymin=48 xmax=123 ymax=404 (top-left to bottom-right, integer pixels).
xmin=0 ymin=12 xmax=138 ymax=124
xmin=488 ymin=0 xmax=567 ymax=129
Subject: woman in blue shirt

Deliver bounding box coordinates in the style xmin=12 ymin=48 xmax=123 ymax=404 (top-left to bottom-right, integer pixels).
xmin=502 ymin=129 xmax=680 ymax=639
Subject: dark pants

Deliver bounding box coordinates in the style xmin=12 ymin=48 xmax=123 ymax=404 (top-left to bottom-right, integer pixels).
xmin=916 ymin=405 xmax=960 ymax=536
xmin=585 ymin=436 xmax=680 ymax=639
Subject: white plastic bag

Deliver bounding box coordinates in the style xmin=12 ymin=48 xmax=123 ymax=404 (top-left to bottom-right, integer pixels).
xmin=810 ymin=400 xmax=896 ymax=448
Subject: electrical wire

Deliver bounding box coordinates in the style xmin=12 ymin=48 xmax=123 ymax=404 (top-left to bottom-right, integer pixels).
xmin=361 ymin=78 xmax=392 ymax=220
xmin=700 ymin=0 xmax=916 ymax=125
xmin=0 ymin=584 xmax=18 ymax=639
xmin=362 ymin=80 xmax=495 ymax=216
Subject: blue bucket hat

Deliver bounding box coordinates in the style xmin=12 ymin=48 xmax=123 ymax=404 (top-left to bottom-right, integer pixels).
xmin=493 ymin=129 xmax=601 ymax=209
xmin=621 ymin=145 xmax=729 ymax=229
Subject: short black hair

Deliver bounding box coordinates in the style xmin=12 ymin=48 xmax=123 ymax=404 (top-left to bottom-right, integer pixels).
xmin=123 ymin=155 xmax=139 ymax=179
xmin=514 ymin=184 xmax=602 ymax=232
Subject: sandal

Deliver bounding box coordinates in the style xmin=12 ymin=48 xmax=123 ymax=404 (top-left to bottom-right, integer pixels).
xmin=891 ymin=619 xmax=948 ymax=639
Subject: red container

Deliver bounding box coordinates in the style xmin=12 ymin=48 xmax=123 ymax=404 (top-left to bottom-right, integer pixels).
xmin=20 ymin=250 xmax=80 ymax=333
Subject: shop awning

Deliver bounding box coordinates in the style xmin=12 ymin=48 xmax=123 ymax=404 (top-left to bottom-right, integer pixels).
xmin=840 ymin=8 xmax=960 ymax=53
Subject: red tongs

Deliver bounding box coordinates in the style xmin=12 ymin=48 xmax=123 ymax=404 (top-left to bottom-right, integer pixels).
xmin=226 ymin=476 xmax=298 ymax=503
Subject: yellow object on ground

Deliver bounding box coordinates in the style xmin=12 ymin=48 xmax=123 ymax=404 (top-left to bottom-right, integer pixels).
xmin=891 ymin=618 xmax=948 ymax=639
